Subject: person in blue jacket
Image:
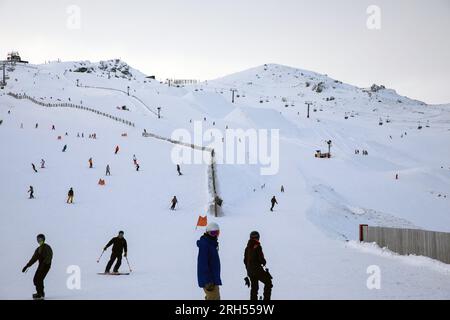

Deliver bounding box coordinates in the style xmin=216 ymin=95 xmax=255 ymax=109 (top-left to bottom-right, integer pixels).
xmin=197 ymin=222 xmax=222 ymax=300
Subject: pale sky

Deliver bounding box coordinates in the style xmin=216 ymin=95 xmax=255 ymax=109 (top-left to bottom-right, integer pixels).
xmin=1 ymin=0 xmax=449 ymax=104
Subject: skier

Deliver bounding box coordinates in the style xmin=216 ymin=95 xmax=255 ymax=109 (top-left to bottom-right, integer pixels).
xmin=35 ymin=123 xmax=38 ymax=129
xmin=197 ymin=222 xmax=222 ymax=300
xmin=40 ymin=159 xmax=45 ymax=169
xmin=51 ymin=125 xmax=55 ymax=130
xmin=31 ymin=163 xmax=38 ymax=173
xmin=177 ymin=164 xmax=182 ymax=176
xmin=135 ymin=163 xmax=140 ymax=171
xmin=281 ymin=185 xmax=284 ymax=193
xmin=22 ymin=234 xmax=53 ymax=300
xmin=62 ymin=144 xmax=67 ymax=152
xmin=88 ymin=157 xmax=93 ymax=168
xmin=106 ymin=164 xmax=111 ymax=176
xmin=270 ymin=196 xmax=278 ymax=212
xmin=67 ymin=187 xmax=74 ymax=204
xmin=115 ymin=145 xmax=119 ymax=154
xmin=396 ymin=173 xmax=399 ymax=180
xmin=244 ymin=231 xmax=272 ymax=300
xmin=103 ymin=231 xmax=128 ymax=274
xmin=133 ymin=154 xmax=137 ymax=165
xmin=28 ymin=186 xmax=34 ymax=199
xmin=170 ymin=196 xmax=178 ymax=210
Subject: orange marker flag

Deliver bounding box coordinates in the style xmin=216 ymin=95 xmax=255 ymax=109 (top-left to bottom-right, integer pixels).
xmin=196 ymin=216 xmax=208 ymax=229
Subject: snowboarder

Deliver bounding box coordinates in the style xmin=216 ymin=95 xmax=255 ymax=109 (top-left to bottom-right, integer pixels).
xmin=170 ymin=196 xmax=178 ymax=210
xmin=197 ymin=222 xmax=222 ymax=300
xmin=103 ymin=231 xmax=128 ymax=274
xmin=115 ymin=145 xmax=120 ymax=154
xmin=281 ymin=185 xmax=284 ymax=193
xmin=270 ymin=196 xmax=278 ymax=212
xmin=177 ymin=164 xmax=182 ymax=176
xmin=106 ymin=164 xmax=111 ymax=176
xmin=62 ymin=144 xmax=67 ymax=152
xmin=88 ymin=157 xmax=93 ymax=168
xmin=31 ymin=163 xmax=38 ymax=173
xmin=40 ymin=159 xmax=45 ymax=169
xmin=67 ymin=187 xmax=74 ymax=204
xmin=244 ymin=231 xmax=273 ymax=300
xmin=22 ymin=234 xmax=53 ymax=300
xmin=28 ymin=186 xmax=34 ymax=199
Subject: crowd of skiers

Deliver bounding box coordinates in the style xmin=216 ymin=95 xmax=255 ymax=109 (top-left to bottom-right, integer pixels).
xmin=23 ymin=224 xmax=273 ymax=300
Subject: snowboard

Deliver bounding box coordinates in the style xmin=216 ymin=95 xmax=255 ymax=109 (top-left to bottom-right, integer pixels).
xmin=97 ymin=272 xmax=130 ymax=275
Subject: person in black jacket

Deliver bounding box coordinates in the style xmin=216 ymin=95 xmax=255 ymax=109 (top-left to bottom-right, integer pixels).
xmin=270 ymin=196 xmax=278 ymax=212
xmin=22 ymin=234 xmax=53 ymax=299
xmin=103 ymin=231 xmax=128 ymax=273
xmin=244 ymin=231 xmax=272 ymax=300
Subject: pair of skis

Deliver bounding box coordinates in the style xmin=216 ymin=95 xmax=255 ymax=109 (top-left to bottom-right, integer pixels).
xmin=96 ymin=249 xmax=132 ymax=275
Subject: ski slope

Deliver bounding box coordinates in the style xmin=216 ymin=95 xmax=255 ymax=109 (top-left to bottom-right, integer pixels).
xmin=1 ymin=61 xmax=450 ymax=299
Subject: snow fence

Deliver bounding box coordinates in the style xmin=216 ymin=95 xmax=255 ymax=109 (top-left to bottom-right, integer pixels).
xmin=7 ymin=92 xmax=135 ymax=127
xmin=360 ymin=225 xmax=450 ymax=264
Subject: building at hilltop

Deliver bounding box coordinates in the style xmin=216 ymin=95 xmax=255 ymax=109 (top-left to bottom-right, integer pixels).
xmin=5 ymin=52 xmax=28 ymax=64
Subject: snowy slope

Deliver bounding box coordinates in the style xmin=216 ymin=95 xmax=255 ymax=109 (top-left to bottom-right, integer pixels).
xmin=1 ymin=61 xmax=450 ymax=299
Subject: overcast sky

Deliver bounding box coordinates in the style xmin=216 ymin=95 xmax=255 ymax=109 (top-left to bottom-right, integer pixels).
xmin=0 ymin=0 xmax=449 ymax=104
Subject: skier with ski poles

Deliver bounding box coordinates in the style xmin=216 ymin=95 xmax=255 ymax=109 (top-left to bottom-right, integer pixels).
xmin=22 ymin=234 xmax=53 ymax=300
xmin=106 ymin=164 xmax=111 ymax=176
xmin=243 ymin=231 xmax=273 ymax=300
xmin=102 ymin=231 xmax=128 ymax=274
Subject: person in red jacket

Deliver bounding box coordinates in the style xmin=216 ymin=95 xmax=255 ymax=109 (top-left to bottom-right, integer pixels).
xmin=244 ymin=231 xmax=272 ymax=300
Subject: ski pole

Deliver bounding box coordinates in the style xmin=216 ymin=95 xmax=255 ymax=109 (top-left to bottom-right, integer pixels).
xmin=125 ymin=256 xmax=132 ymax=273
xmin=96 ymin=249 xmax=105 ymax=263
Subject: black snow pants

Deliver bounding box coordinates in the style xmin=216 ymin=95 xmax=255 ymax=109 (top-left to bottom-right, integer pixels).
xmin=249 ymin=269 xmax=273 ymax=300
xmin=33 ymin=263 xmax=51 ymax=296
xmin=105 ymin=252 xmax=122 ymax=273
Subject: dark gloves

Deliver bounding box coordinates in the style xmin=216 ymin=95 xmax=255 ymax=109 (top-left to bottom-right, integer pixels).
xmin=22 ymin=266 xmax=28 ymax=273
xmin=244 ymin=277 xmax=250 ymax=288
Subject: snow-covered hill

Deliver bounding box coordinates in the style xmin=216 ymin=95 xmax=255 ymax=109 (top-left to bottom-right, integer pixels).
xmin=1 ymin=60 xmax=450 ymax=299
